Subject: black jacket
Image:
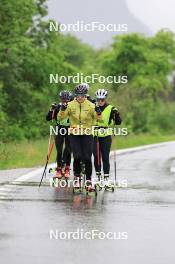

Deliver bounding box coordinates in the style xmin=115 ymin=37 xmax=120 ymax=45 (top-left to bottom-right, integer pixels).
xmin=46 ymin=103 xmax=61 ymax=122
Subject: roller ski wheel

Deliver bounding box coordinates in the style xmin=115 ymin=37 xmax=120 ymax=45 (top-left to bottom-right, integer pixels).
xmin=104 ymin=183 xmax=115 ymax=192
xmin=103 ymin=176 xmax=115 ymax=192
xmin=94 ymin=182 xmax=103 ymax=191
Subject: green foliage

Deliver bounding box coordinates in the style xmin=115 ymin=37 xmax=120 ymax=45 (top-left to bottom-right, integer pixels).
xmin=98 ymin=31 xmax=175 ymax=133
xmin=0 ymin=0 xmax=175 ymax=144
xmin=0 ymin=0 xmax=96 ymax=142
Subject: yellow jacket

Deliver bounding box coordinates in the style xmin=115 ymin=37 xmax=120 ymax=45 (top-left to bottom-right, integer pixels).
xmin=58 ymin=98 xmax=97 ymax=135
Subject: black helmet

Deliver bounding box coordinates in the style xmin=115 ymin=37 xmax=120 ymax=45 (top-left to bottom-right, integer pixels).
xmin=59 ymin=90 xmax=71 ymax=101
xmin=75 ymin=83 xmax=88 ymax=95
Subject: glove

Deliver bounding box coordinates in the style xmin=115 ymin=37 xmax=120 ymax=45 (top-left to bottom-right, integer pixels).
xmin=113 ymin=110 xmax=122 ymax=125
xmin=95 ymin=105 xmax=101 ymax=116
xmin=60 ymin=103 xmax=67 ymax=111
xmin=50 ymin=103 xmax=57 ymax=111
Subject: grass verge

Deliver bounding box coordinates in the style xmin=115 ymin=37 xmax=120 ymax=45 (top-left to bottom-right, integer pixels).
xmin=0 ymin=134 xmax=175 ymax=170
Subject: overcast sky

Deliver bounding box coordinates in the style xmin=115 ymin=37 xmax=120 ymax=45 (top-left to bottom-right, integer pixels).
xmin=47 ymin=0 xmax=174 ymax=48
xmin=126 ymin=0 xmax=175 ymax=33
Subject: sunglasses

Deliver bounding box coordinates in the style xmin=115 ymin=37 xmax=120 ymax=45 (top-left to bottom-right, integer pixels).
xmin=97 ymin=98 xmax=105 ymax=102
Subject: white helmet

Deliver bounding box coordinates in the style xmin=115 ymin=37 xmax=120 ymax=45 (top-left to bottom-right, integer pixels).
xmin=95 ymin=89 xmax=108 ymax=99
xmin=81 ymin=83 xmax=90 ymax=91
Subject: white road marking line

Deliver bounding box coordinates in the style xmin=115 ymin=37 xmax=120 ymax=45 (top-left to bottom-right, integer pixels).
xmin=14 ymin=163 xmax=55 ymax=182
xmin=0 ymin=141 xmax=174 ymax=200
xmin=0 ymin=164 xmax=56 ymax=199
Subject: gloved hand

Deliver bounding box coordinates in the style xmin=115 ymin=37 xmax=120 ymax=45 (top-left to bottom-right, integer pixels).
xmin=95 ymin=105 xmax=101 ymax=116
xmin=50 ymin=102 xmax=57 ymax=111
xmin=60 ymin=103 xmax=67 ymax=111
xmin=113 ymin=110 xmax=122 ymax=125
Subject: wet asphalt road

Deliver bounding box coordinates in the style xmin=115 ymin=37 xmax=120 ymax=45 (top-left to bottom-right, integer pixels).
xmin=0 ymin=142 xmax=175 ymax=264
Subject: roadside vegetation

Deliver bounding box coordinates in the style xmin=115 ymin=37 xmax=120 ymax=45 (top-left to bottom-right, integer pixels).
xmin=1 ymin=134 xmax=175 ymax=169
xmin=1 ymin=0 xmax=175 ymax=169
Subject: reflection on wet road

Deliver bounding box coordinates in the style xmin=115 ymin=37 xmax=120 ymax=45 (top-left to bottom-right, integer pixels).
xmin=0 ymin=142 xmax=175 ymax=264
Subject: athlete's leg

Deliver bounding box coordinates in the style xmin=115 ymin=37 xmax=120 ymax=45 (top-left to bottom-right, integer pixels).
xmin=100 ymin=136 xmax=112 ymax=175
xmin=70 ymin=135 xmax=82 ymax=176
xmin=63 ymin=133 xmax=72 ymax=166
xmin=55 ymin=134 xmax=64 ymax=168
xmin=82 ymin=135 xmax=94 ymax=181
xmin=93 ymin=136 xmax=102 ymax=174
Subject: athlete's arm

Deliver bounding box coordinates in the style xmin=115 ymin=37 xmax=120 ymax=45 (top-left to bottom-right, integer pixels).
xmin=46 ymin=103 xmax=60 ymax=121
xmin=58 ymin=103 xmax=69 ymax=119
xmin=92 ymin=104 xmax=101 ymax=122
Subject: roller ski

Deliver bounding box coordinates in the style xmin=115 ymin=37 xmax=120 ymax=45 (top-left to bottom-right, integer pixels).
xmin=72 ymin=176 xmax=83 ymax=194
xmin=94 ymin=174 xmax=115 ymax=192
xmin=85 ymin=180 xmax=97 ymax=196
xmin=50 ymin=167 xmax=62 ymax=187
xmin=94 ymin=172 xmax=103 ymax=191
xmin=72 ymin=162 xmax=86 ymax=194
xmin=103 ymin=176 xmax=115 ymax=192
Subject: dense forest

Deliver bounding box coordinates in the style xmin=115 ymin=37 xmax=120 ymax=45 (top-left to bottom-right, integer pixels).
xmin=1 ymin=0 xmax=175 ymax=143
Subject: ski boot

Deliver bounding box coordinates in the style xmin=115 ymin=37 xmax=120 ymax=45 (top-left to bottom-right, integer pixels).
xmin=104 ymin=175 xmax=115 ymax=192
xmin=94 ymin=172 xmax=103 ymax=191
xmin=52 ymin=167 xmax=62 ymax=187
xmin=96 ymin=172 xmax=101 ymax=181
xmin=55 ymin=167 xmax=62 ymax=179
xmin=64 ymin=166 xmax=70 ymax=181
xmin=80 ymin=162 xmax=86 ymax=175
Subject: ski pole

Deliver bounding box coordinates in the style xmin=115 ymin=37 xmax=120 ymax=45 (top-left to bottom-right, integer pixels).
xmin=45 ymin=109 xmax=55 ymax=178
xmin=113 ymin=135 xmax=117 ymax=185
xmin=39 ymin=109 xmax=55 ymax=187
xmin=39 ymin=141 xmax=54 ymax=188
xmin=97 ymin=129 xmax=101 ymax=175
xmin=97 ymin=137 xmax=100 ymax=169
xmin=95 ymin=102 xmax=102 ymax=176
